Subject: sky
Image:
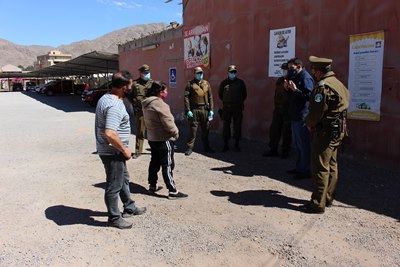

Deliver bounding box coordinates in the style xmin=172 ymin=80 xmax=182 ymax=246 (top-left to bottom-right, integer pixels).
xmin=0 ymin=0 xmax=182 ymax=47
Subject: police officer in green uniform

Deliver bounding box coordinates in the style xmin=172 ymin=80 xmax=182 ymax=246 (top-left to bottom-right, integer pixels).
xmin=218 ymin=65 xmax=247 ymax=152
xmin=127 ymin=64 xmax=153 ymax=159
xmin=301 ymin=56 xmax=350 ymax=214
xmin=263 ymin=62 xmax=291 ymax=158
xmin=184 ymin=67 xmax=214 ymax=156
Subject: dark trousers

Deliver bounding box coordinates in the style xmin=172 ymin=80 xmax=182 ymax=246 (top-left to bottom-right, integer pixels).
xmin=269 ymin=109 xmax=291 ymax=152
xmin=100 ymin=154 xmax=136 ymax=220
xmin=291 ymin=120 xmax=311 ymax=173
xmin=222 ymin=108 xmax=243 ymax=142
xmin=148 ymin=140 xmax=177 ymax=192
xmin=186 ymin=107 xmax=210 ymax=149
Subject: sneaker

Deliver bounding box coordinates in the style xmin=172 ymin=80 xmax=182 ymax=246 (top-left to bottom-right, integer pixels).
xmin=107 ymin=217 xmax=133 ymax=229
xmin=168 ymin=191 xmax=188 ymax=200
xmin=185 ymin=148 xmax=193 ymax=156
xmin=148 ymin=185 xmax=163 ymax=193
xmin=132 ymin=153 xmax=141 ymax=159
xmin=121 ymin=207 xmax=147 ymax=218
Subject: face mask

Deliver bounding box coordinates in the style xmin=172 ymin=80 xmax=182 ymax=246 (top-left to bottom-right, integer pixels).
xmin=228 ymin=72 xmax=237 ymax=79
xmin=195 ymin=73 xmax=203 ymax=80
xmin=288 ymin=69 xmax=297 ymax=79
xmin=143 ymin=72 xmax=151 ymax=81
xmin=160 ymin=90 xmax=168 ymax=100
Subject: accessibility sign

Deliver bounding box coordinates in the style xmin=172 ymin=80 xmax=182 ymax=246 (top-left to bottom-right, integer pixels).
xmin=169 ymin=67 xmax=177 ymax=88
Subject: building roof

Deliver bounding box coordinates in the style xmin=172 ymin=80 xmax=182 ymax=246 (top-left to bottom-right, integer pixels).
xmin=1 ymin=64 xmax=22 ymax=72
xmin=0 ymin=51 xmax=119 ymax=79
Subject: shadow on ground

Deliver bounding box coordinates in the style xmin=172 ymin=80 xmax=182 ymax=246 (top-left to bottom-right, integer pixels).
xmin=45 ymin=205 xmax=107 ymax=227
xmin=175 ymin=123 xmax=400 ymax=221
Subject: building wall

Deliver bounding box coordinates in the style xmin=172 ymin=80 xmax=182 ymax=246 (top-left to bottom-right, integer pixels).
xmin=119 ymin=0 xmax=400 ymax=165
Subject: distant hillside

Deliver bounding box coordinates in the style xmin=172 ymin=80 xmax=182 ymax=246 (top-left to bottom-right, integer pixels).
xmin=0 ymin=23 xmax=167 ymax=68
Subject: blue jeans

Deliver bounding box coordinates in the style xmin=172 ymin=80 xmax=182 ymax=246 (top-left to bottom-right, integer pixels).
xmin=291 ymin=120 xmax=311 ymax=173
xmin=100 ymin=154 xmax=137 ymax=220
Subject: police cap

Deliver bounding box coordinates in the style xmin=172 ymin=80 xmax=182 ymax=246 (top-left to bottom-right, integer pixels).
xmin=309 ymin=56 xmax=332 ymax=69
xmin=194 ymin=67 xmax=203 ymax=73
xmin=280 ymin=63 xmax=289 ymax=70
xmin=138 ymin=64 xmax=150 ymax=72
xmin=227 ymin=65 xmax=237 ymax=72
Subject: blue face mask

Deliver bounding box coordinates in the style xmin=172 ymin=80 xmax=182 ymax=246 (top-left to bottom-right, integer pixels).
xmin=288 ymin=69 xmax=297 ymax=79
xmin=228 ymin=72 xmax=237 ymax=79
xmin=143 ymin=72 xmax=151 ymax=81
xmin=195 ymin=73 xmax=203 ymax=80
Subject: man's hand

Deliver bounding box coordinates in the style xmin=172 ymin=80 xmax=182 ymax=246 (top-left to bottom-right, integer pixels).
xmin=288 ymin=80 xmax=297 ymax=91
xmin=122 ymin=147 xmax=132 ymax=160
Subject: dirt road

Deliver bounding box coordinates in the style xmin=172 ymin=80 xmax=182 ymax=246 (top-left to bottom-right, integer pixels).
xmin=0 ymin=92 xmax=399 ymax=266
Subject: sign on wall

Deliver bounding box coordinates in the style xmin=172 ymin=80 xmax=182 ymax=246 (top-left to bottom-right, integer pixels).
xmin=348 ymin=31 xmax=384 ymax=121
xmin=268 ymin=26 xmax=296 ymax=77
xmin=183 ymin=23 xmax=210 ymax=70
xmin=169 ymin=67 xmax=177 ymax=88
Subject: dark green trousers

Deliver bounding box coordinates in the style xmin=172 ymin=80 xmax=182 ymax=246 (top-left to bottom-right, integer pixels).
xmin=186 ymin=107 xmax=210 ymax=149
xmin=310 ymin=132 xmax=345 ymax=210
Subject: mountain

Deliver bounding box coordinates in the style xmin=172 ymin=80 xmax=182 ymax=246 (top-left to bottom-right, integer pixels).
xmin=0 ymin=23 xmax=167 ymax=68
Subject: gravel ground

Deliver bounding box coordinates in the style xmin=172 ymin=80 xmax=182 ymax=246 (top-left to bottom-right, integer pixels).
xmin=0 ymin=92 xmax=399 ymax=267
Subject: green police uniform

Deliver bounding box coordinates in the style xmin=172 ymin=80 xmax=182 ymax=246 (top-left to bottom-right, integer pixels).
xmin=265 ymin=63 xmax=291 ymax=157
xmin=184 ymin=68 xmax=214 ymax=153
xmin=127 ymin=64 xmax=153 ymax=156
xmin=305 ymin=56 xmax=350 ymax=212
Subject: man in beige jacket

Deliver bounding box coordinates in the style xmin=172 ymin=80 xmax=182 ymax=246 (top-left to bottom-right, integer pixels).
xmin=142 ymin=81 xmax=188 ymax=199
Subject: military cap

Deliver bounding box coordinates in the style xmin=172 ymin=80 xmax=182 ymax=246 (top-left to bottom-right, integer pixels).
xmin=138 ymin=64 xmax=150 ymax=72
xmin=309 ymin=56 xmax=332 ymax=68
xmin=227 ymin=65 xmax=237 ymax=72
xmin=194 ymin=66 xmax=203 ymax=73
xmin=280 ymin=63 xmax=289 ymax=70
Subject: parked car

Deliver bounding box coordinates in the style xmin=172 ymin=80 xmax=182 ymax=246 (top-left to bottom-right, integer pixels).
xmin=81 ymin=81 xmax=111 ymax=106
xmin=74 ymin=83 xmax=89 ymax=95
xmin=42 ymin=80 xmax=74 ymax=96
xmin=35 ymin=81 xmax=55 ymax=93
xmin=25 ymin=81 xmax=37 ymax=91
xmin=12 ymin=83 xmax=23 ymax=91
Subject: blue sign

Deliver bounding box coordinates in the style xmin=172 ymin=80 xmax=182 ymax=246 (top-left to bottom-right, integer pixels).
xmin=169 ymin=67 xmax=177 ymax=88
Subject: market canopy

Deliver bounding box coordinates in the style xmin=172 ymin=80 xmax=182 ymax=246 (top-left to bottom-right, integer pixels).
xmin=0 ymin=51 xmax=119 ymax=79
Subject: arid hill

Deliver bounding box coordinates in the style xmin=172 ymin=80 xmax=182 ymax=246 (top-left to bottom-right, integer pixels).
xmin=0 ymin=23 xmax=167 ymax=68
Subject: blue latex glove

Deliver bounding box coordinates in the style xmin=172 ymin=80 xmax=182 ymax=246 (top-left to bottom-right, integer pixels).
xmin=187 ymin=111 xmax=193 ymax=118
xmin=208 ymin=110 xmax=214 ymax=121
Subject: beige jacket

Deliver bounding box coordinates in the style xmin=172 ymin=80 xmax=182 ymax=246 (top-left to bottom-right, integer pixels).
xmin=142 ymin=96 xmax=179 ymax=141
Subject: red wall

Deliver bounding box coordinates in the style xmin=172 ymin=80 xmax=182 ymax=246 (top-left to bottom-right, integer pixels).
xmin=119 ymin=0 xmax=400 ymax=166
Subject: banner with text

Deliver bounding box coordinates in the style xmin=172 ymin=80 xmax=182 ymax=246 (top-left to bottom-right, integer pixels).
xmin=348 ymin=31 xmax=384 ymax=121
xmin=184 ymin=23 xmax=210 ymax=70
xmin=268 ymin=26 xmax=296 ymax=77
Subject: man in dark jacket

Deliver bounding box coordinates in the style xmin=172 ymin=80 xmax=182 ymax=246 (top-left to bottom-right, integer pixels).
xmin=285 ymin=58 xmax=314 ymax=179
xmin=218 ymin=65 xmax=247 ymax=151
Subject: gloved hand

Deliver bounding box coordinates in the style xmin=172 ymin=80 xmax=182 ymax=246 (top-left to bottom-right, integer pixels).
xmin=187 ymin=111 xmax=193 ymax=118
xmin=208 ymin=110 xmax=214 ymax=121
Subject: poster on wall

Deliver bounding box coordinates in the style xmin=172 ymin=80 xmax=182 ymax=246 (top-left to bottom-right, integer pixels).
xmin=183 ymin=23 xmax=210 ymax=70
xmin=348 ymin=31 xmax=384 ymax=121
xmin=268 ymin=26 xmax=296 ymax=77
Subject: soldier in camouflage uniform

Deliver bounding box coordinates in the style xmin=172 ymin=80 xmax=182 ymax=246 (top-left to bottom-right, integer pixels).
xmin=184 ymin=67 xmax=214 ymax=156
xmin=127 ymin=64 xmax=153 ymax=159
xmin=301 ymin=56 xmax=350 ymax=214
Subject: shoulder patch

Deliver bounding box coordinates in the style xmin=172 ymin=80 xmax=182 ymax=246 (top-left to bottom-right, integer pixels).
xmin=314 ymin=93 xmax=323 ymax=103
